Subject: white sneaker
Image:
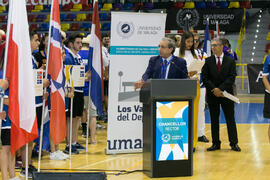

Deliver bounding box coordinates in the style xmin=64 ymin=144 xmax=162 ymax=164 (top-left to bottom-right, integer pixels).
xmin=56 ymin=150 xmax=69 ymax=159
xmin=50 ymin=151 xmax=67 ymax=160
xmin=9 ymin=177 xmax=20 ymax=180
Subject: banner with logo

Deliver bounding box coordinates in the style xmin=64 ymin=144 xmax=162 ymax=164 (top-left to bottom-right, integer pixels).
xmin=166 ymin=9 xmax=244 ymax=32
xmin=247 ymin=64 xmax=265 ymax=94
xmin=0 ymin=0 xmax=83 ymax=6
xmin=107 ymin=12 xmax=166 ymax=154
xmin=156 ymin=101 xmax=189 ymax=161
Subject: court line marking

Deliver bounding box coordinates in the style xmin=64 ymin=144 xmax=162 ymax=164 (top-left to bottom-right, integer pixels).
xmin=78 ymin=154 xmax=132 ymax=169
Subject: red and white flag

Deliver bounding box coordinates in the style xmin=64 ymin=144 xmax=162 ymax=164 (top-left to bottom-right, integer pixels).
xmin=47 ymin=0 xmax=66 ymax=145
xmin=6 ymin=0 xmax=38 ymax=154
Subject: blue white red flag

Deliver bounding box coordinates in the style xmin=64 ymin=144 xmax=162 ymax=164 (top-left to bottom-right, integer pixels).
xmin=88 ymin=0 xmax=104 ymax=116
xmin=6 ymin=0 xmax=38 ymax=154
xmin=203 ymin=19 xmax=211 ymax=57
xmin=47 ymin=0 xmax=66 ymax=145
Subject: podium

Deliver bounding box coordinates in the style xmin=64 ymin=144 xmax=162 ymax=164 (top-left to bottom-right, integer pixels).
xmin=140 ymin=79 xmax=197 ymax=178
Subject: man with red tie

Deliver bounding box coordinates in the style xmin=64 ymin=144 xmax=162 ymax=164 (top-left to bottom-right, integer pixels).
xmin=202 ymin=39 xmax=241 ymax=152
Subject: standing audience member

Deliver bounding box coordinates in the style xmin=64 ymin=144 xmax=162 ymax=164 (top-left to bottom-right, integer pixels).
xmin=20 ymin=30 xmax=40 ymax=178
xmin=194 ymin=33 xmax=209 ymax=143
xmin=262 ymin=55 xmax=270 ymax=141
xmin=79 ymin=34 xmax=97 ymax=144
xmin=48 ymin=47 xmax=70 ymax=160
xmin=221 ymin=38 xmax=238 ymax=61
xmin=101 ymin=33 xmax=110 ymax=122
xmin=0 ymin=48 xmax=19 ymax=180
xmin=175 ymin=31 xmax=201 ymax=151
xmin=64 ymin=33 xmax=85 ymax=154
xmin=202 ymin=38 xmax=241 ymax=152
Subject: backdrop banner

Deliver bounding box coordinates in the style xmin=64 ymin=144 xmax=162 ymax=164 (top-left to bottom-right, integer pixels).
xmin=166 ymin=8 xmax=244 ymax=32
xmin=107 ymin=12 xmax=166 ymax=154
xmin=247 ymin=64 xmax=265 ymax=94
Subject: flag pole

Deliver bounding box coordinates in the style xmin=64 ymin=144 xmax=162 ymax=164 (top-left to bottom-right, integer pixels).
xmin=86 ymin=80 xmax=91 ymax=152
xmin=69 ymin=97 xmax=73 ymax=159
xmin=38 ymin=0 xmax=54 ymax=172
xmin=25 ymin=143 xmax=28 ymax=180
xmin=0 ymin=0 xmax=13 ymax=141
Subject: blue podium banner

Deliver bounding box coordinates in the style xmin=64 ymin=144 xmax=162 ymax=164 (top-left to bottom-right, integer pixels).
xmin=156 ymin=101 xmax=189 ymax=161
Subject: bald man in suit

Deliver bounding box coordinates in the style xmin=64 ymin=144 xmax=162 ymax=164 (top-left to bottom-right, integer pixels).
xmin=134 ymin=37 xmax=188 ymax=89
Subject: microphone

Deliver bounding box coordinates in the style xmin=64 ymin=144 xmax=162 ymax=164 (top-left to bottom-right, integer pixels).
xmin=170 ymin=61 xmax=188 ymax=78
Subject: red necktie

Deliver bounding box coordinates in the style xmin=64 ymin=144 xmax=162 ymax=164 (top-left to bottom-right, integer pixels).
xmin=217 ymin=57 xmax=221 ymax=72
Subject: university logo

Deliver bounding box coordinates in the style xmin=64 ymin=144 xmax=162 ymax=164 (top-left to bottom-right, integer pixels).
xmin=176 ymin=9 xmax=199 ymax=29
xmin=161 ymin=134 xmax=170 ymax=143
xmin=117 ymin=21 xmax=135 ymax=39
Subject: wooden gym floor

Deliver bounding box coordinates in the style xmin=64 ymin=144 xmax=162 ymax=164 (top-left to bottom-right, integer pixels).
xmin=8 ymin=95 xmax=270 ymax=179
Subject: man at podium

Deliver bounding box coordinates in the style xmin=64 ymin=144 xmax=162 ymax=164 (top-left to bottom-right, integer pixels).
xmin=134 ymin=37 xmax=188 ymax=89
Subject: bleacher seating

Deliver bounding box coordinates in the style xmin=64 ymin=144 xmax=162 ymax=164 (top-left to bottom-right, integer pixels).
xmin=30 ymin=24 xmax=39 ymax=31
xmin=43 ymin=5 xmax=50 ymax=12
xmin=76 ymin=14 xmax=87 ymax=21
xmin=35 ymin=15 xmax=46 ymax=22
xmin=44 ymin=14 xmax=50 ymax=22
xmin=99 ymin=13 xmax=109 ymax=21
xmin=195 ymin=2 xmax=206 ymax=9
xmin=240 ymin=1 xmax=251 ymax=9
xmin=265 ymin=43 xmax=270 ymax=53
xmin=61 ymin=24 xmax=70 ymax=31
xmin=28 ymin=14 xmax=36 ymax=22
xmin=101 ymin=22 xmax=111 ymax=31
xmin=101 ymin=3 xmax=113 ymax=11
xmin=69 ymin=23 xmax=80 ymax=31
xmin=174 ymin=2 xmax=184 ymax=9
xmin=61 ymin=4 xmax=73 ymax=12
xmin=266 ymin=32 xmax=270 ymax=41
xmin=40 ymin=23 xmax=49 ymax=31
xmin=32 ymin=5 xmax=43 ymax=12
xmin=86 ymin=13 xmax=92 ymax=21
xmin=114 ymin=3 xmax=123 ymax=11
xmin=123 ymin=2 xmax=133 ymax=10
xmin=65 ymin=14 xmax=76 ymax=21
xmin=60 ymin=14 xmax=67 ymax=21
xmin=144 ymin=3 xmax=154 ymax=10
xmin=0 ymin=16 xmax=6 ymax=22
xmin=183 ymin=2 xmax=195 ymax=9
xmin=82 ymin=4 xmax=92 ymax=11
xmin=206 ymin=2 xmax=217 ymax=8
xmin=71 ymin=4 xmax=82 ymax=12
xmin=0 ymin=6 xmax=6 ymax=13
xmin=81 ymin=23 xmax=91 ymax=31
xmin=217 ymin=1 xmax=228 ymax=8
xmin=26 ymin=5 xmax=34 ymax=12
xmin=228 ymin=2 xmax=240 ymax=8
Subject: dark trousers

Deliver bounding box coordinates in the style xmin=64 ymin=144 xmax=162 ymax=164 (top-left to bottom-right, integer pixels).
xmin=208 ymin=97 xmax=238 ymax=146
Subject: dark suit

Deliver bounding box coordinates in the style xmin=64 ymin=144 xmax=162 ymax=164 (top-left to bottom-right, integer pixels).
xmin=142 ymin=55 xmax=188 ymax=81
xmin=202 ymin=55 xmax=238 ymax=146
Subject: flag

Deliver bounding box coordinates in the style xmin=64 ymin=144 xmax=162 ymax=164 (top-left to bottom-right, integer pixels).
xmin=47 ymin=0 xmax=66 ymax=145
xmin=203 ymin=19 xmax=211 ymax=57
xmin=88 ymin=0 xmax=104 ymax=116
xmin=216 ymin=21 xmax=220 ymax=38
xmin=6 ymin=0 xmax=38 ymax=154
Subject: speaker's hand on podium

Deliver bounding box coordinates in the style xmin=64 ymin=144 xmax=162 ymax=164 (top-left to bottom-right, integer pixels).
xmin=133 ymin=79 xmax=144 ymax=90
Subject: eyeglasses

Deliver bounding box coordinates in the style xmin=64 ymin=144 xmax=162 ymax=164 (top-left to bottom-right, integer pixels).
xmin=211 ymin=44 xmax=221 ymax=47
xmin=194 ymin=39 xmax=200 ymax=43
xmin=158 ymin=45 xmax=169 ymax=49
